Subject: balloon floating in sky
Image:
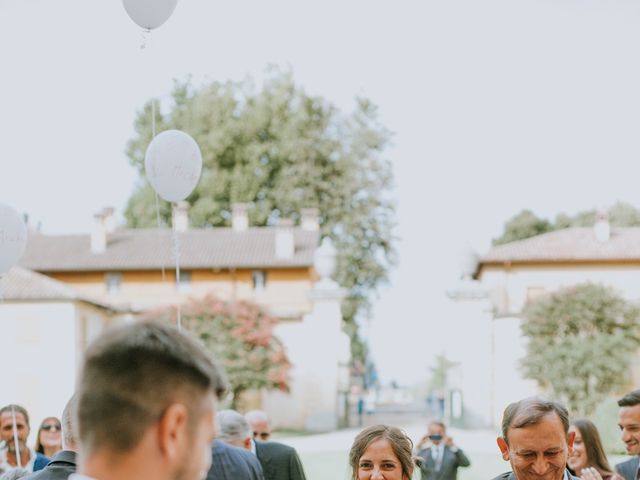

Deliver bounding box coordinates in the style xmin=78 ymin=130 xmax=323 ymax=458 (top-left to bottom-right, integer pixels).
xmin=122 ymin=0 xmax=178 ymax=30
xmin=0 ymin=203 xmax=27 ymax=274
xmin=145 ymin=129 xmax=203 ymax=203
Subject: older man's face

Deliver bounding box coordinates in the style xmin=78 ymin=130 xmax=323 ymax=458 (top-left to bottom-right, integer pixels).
xmin=0 ymin=411 xmax=29 ymax=453
xmin=497 ymin=413 xmax=573 ymax=480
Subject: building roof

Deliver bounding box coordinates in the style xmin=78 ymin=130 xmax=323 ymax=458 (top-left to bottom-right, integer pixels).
xmin=476 ymin=227 xmax=640 ymax=277
xmin=1 ymin=267 xmax=120 ymax=310
xmin=19 ymin=228 xmax=320 ymax=272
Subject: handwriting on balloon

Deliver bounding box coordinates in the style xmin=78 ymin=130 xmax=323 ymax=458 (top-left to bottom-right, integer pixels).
xmin=172 ymin=166 xmax=199 ymax=182
xmin=0 ymin=230 xmax=25 ymax=243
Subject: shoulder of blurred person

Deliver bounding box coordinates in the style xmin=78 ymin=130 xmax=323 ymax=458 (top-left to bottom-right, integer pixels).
xmin=615 ymin=456 xmax=639 ymax=480
xmin=22 ymin=451 xmax=76 ymax=480
xmin=207 ymin=440 xmax=264 ymax=480
xmin=254 ymin=441 xmax=306 ymax=480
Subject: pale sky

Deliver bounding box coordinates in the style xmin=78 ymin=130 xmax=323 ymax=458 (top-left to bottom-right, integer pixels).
xmin=1 ymin=0 xmax=639 ymax=384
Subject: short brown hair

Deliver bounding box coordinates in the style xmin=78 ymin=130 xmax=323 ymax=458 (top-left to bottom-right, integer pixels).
xmin=618 ymin=389 xmax=640 ymax=407
xmin=349 ymin=424 xmax=415 ymax=480
xmin=77 ymin=321 xmax=227 ymax=455
xmin=501 ymin=397 xmax=569 ymax=444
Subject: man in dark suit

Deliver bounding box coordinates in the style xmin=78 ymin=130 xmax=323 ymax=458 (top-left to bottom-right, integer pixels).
xmin=245 ymin=410 xmax=306 ymax=480
xmin=216 ymin=410 xmax=305 ymax=480
xmin=24 ymin=396 xmax=77 ymax=480
xmin=616 ymin=389 xmax=640 ymax=480
xmin=492 ymin=397 xmax=579 ymax=480
xmin=416 ymin=421 xmax=470 ymax=480
xmin=207 ymin=440 xmax=264 ymax=480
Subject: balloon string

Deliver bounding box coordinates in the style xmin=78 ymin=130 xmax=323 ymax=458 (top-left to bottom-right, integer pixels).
xmin=155 ymin=193 xmax=166 ymax=281
xmin=140 ymin=28 xmax=151 ymax=50
xmin=152 ymin=99 xmax=156 ymax=138
xmin=11 ymin=406 xmax=21 ymax=468
xmin=173 ymin=225 xmax=182 ymax=329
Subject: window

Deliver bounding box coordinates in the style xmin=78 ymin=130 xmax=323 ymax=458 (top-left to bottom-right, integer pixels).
xmin=177 ymin=271 xmax=192 ymax=293
xmin=252 ymin=271 xmax=267 ymax=292
xmin=105 ymin=272 xmax=122 ymax=293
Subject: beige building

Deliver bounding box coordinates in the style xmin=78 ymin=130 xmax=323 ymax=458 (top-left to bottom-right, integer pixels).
xmin=0 ymin=267 xmax=124 ymax=443
xmin=18 ymin=205 xmax=350 ymax=430
xmin=449 ymin=221 xmax=640 ymax=426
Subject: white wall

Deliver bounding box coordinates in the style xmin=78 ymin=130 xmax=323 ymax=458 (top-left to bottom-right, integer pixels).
xmin=0 ymin=302 xmax=77 ymax=446
xmin=263 ymin=282 xmax=350 ymax=431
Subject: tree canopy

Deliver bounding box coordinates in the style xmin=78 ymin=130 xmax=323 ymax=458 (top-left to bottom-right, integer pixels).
xmin=521 ymin=283 xmax=640 ymax=416
xmin=493 ymin=202 xmax=640 ymax=245
xmin=124 ymin=70 xmax=396 ymax=365
xmin=147 ymin=294 xmax=291 ymax=408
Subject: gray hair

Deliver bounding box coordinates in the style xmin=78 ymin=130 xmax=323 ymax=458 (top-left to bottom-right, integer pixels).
xmin=501 ymin=396 xmax=569 ymax=444
xmin=61 ymin=395 xmax=77 ymax=449
xmin=217 ymin=410 xmax=251 ymax=443
xmin=245 ymin=410 xmax=270 ymax=427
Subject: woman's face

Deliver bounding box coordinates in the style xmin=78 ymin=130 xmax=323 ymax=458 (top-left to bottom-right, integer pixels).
xmin=357 ymin=438 xmax=408 ymax=480
xmin=567 ymin=425 xmax=587 ymax=474
xmin=39 ymin=419 xmax=62 ymax=448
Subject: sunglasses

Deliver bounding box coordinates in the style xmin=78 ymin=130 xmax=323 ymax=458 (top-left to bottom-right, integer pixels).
xmin=42 ymin=424 xmax=61 ymax=432
xmin=253 ymin=432 xmax=270 ymax=440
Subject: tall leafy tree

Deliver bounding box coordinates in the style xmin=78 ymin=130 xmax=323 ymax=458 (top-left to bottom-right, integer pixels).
xmin=124 ymin=70 xmax=396 ymax=365
xmin=492 ymin=210 xmax=553 ymax=245
xmin=521 ymin=283 xmax=640 ymax=416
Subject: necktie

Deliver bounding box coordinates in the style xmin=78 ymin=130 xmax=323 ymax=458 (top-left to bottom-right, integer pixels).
xmin=433 ymin=446 xmax=443 ymax=471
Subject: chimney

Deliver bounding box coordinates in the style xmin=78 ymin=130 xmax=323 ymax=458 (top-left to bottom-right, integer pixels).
xmin=102 ymin=207 xmax=117 ymax=234
xmin=232 ymin=203 xmax=249 ymax=231
xmin=275 ymin=218 xmax=295 ymax=259
xmin=301 ymin=208 xmax=320 ymax=231
xmin=594 ymin=210 xmax=610 ymax=242
xmin=91 ymin=211 xmax=106 ymax=254
xmin=172 ymin=201 xmax=189 ymax=232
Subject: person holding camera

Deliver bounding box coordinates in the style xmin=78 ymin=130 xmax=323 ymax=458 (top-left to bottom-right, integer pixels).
xmin=416 ymin=421 xmax=470 ymax=480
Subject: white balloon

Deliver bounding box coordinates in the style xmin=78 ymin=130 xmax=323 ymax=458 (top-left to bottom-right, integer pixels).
xmin=145 ymin=130 xmax=203 ymax=203
xmin=122 ymin=0 xmax=178 ymax=30
xmin=0 ymin=204 xmax=27 ymax=274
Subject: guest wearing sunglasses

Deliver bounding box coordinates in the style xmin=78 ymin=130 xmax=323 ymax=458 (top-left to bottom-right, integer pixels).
xmin=25 ymin=396 xmax=78 ymax=480
xmin=34 ymin=418 xmax=62 ymax=459
xmin=244 ymin=410 xmax=306 ymax=480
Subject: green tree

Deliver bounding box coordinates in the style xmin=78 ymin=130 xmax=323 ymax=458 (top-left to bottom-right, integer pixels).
xmin=124 ymin=70 xmax=396 ymax=367
xmin=494 ymin=202 xmax=640 ymax=245
xmin=147 ymin=294 xmax=291 ymax=408
xmin=493 ymin=210 xmax=553 ymax=245
xmin=521 ymin=283 xmax=640 ymax=416
xmin=429 ymin=353 xmax=458 ymax=393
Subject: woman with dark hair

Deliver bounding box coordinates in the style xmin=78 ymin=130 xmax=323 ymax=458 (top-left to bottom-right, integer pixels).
xmin=568 ymin=419 xmax=623 ymax=480
xmin=349 ymin=424 xmax=418 ymax=480
xmin=34 ymin=417 xmax=62 ymax=459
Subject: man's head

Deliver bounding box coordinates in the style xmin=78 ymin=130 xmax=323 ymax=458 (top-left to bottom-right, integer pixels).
xmin=216 ymin=410 xmax=252 ymax=450
xmin=61 ymin=395 xmax=77 ymax=451
xmin=427 ymin=421 xmax=446 ymax=446
xmin=76 ymin=321 xmax=227 ymax=480
xmin=617 ymin=389 xmax=640 ymax=456
xmin=496 ymin=397 xmax=574 ymax=480
xmin=245 ymin=410 xmax=271 ymax=441
xmin=0 ymin=405 xmax=30 ymax=454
